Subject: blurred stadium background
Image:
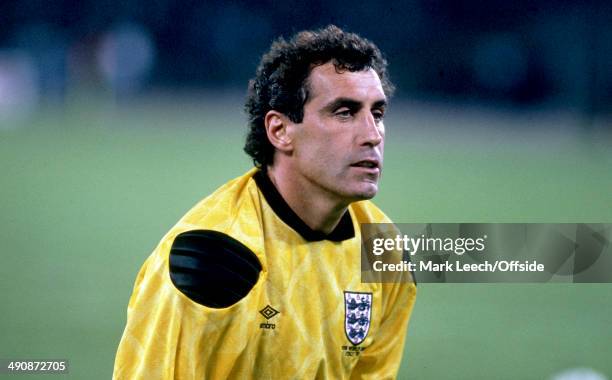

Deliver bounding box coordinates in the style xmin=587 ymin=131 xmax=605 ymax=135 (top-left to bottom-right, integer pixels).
xmin=1 ymin=1 xmax=611 ymax=379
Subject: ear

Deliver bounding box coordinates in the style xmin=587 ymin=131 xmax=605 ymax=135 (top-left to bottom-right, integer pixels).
xmin=264 ymin=110 xmax=293 ymax=153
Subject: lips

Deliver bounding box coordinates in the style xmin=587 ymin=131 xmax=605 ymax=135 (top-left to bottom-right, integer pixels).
xmin=350 ymin=158 xmax=381 ymax=170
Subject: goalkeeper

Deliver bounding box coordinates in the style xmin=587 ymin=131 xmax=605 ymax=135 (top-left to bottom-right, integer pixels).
xmin=114 ymin=25 xmax=416 ymax=379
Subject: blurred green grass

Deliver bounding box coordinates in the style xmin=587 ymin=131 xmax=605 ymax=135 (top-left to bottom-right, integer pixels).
xmin=1 ymin=97 xmax=611 ymax=379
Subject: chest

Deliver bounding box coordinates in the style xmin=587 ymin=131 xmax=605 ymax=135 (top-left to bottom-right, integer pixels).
xmin=252 ymin=239 xmax=382 ymax=357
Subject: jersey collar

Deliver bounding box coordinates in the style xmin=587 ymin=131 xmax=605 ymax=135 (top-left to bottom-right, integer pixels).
xmin=253 ymin=169 xmax=355 ymax=242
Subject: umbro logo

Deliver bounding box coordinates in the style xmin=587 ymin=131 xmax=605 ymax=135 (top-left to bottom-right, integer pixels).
xmin=259 ymin=305 xmax=279 ymax=330
xmin=259 ymin=305 xmax=279 ymax=319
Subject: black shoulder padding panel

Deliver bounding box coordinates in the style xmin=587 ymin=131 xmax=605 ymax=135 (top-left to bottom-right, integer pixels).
xmin=169 ymin=230 xmax=262 ymax=308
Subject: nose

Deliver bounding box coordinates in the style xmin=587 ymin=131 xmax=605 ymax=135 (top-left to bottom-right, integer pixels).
xmin=359 ymin=113 xmax=384 ymax=147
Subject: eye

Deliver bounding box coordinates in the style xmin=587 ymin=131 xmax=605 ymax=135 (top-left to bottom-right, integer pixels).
xmin=334 ymin=108 xmax=353 ymax=120
xmin=372 ymin=109 xmax=385 ymax=122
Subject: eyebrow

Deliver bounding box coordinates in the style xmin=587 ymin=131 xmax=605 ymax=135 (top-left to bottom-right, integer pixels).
xmin=321 ymin=97 xmax=388 ymax=114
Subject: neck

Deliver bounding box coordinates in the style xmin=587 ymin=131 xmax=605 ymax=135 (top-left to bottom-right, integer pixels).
xmin=266 ymin=165 xmax=349 ymax=235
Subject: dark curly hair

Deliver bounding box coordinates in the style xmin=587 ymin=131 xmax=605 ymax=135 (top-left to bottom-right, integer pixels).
xmin=244 ymin=25 xmax=394 ymax=168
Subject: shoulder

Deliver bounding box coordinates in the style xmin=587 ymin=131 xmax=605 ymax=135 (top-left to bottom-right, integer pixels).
xmin=169 ymin=229 xmax=262 ymax=308
xmin=177 ymin=168 xmax=261 ymax=228
xmin=351 ymin=200 xmax=417 ymax=286
xmin=349 ymin=200 xmax=393 ymax=224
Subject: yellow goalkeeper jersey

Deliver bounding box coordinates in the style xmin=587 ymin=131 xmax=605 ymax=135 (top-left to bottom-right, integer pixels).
xmin=114 ymin=168 xmax=416 ymax=379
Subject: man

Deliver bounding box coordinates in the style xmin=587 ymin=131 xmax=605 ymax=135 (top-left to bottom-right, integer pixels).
xmin=114 ymin=25 xmax=416 ymax=379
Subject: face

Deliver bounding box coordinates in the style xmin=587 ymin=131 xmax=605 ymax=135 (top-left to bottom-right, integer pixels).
xmin=287 ymin=62 xmax=387 ymax=204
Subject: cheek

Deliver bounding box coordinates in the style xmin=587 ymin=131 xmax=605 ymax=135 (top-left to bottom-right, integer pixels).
xmin=295 ymin=125 xmax=335 ymax=160
xmin=305 ymin=140 xmax=338 ymax=169
xmin=293 ymin=121 xmax=353 ymax=173
xmin=293 ymin=133 xmax=330 ymax=172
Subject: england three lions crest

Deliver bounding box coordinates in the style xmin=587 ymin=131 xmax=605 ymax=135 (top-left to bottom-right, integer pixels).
xmin=344 ymin=291 xmax=372 ymax=346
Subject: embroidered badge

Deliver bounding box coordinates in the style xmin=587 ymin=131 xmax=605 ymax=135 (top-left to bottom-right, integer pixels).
xmin=344 ymin=291 xmax=372 ymax=345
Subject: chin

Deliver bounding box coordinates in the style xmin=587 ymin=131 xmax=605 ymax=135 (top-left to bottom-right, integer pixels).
xmin=358 ymin=191 xmax=377 ymax=201
xmin=348 ymin=184 xmax=379 ymax=201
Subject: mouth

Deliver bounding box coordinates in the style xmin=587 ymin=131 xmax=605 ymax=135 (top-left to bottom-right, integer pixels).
xmin=350 ymin=159 xmax=381 ymax=172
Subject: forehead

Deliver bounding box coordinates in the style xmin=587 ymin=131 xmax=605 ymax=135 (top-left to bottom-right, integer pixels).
xmin=306 ymin=62 xmax=386 ymax=104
